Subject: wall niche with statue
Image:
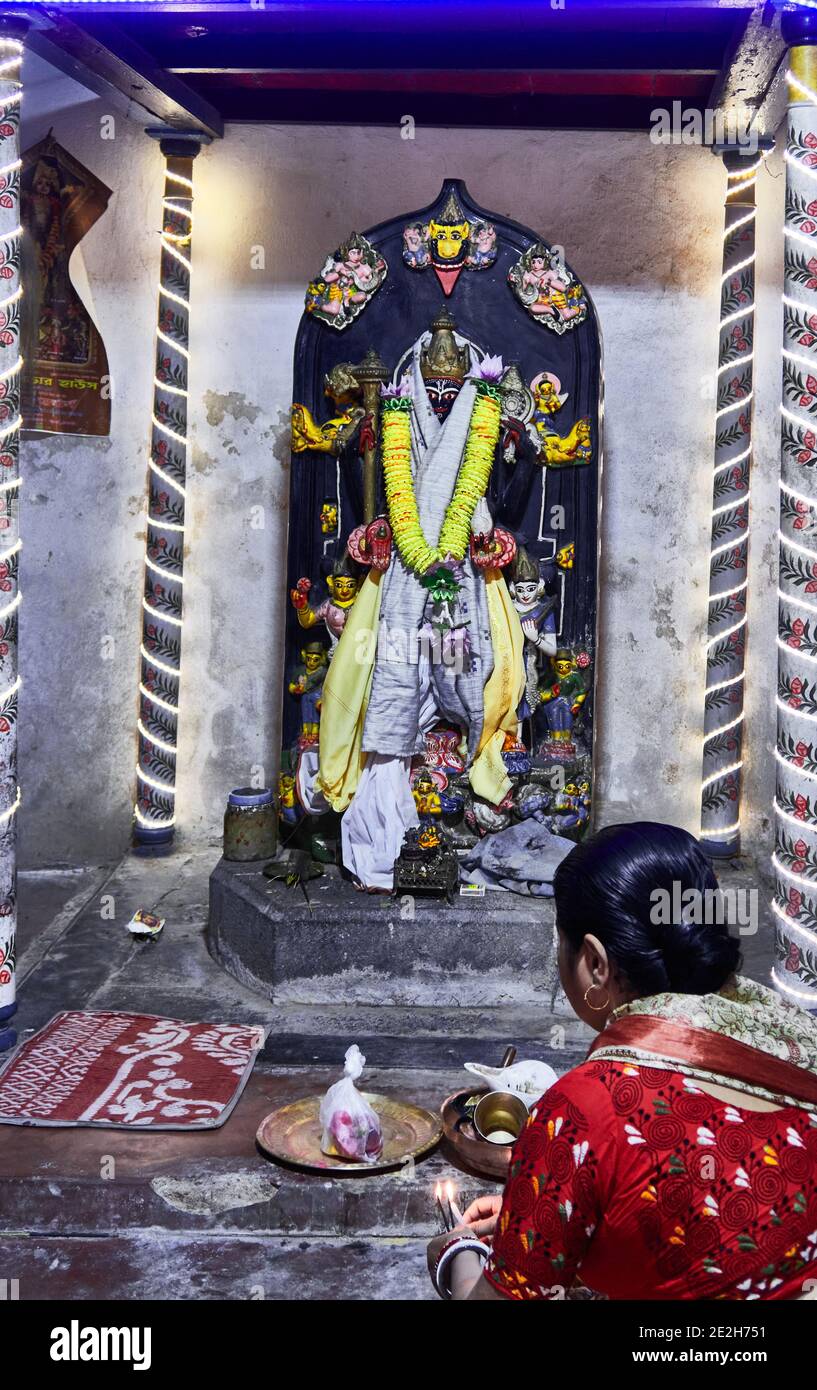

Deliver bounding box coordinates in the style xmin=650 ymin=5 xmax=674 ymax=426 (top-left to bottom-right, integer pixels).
xmin=281 ymin=180 xmax=601 ymax=899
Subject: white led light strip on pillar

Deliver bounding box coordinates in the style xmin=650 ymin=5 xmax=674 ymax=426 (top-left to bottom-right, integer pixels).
xmin=774 ymin=53 xmax=817 ymax=1006
xmin=134 ymin=135 xmax=205 ymax=849
xmin=0 ymin=29 xmax=23 ymax=1049
xmin=700 ymin=148 xmax=762 ymax=857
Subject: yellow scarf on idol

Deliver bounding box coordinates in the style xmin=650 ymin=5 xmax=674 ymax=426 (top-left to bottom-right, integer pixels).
xmin=318 ymin=566 xmax=524 ymax=811
xmin=318 ymin=570 xmax=383 ymax=811
xmin=469 ymin=569 xmax=526 ymax=805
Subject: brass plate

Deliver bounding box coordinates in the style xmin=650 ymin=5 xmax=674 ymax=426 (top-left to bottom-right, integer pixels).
xmin=256 ymin=1091 xmax=442 ymax=1174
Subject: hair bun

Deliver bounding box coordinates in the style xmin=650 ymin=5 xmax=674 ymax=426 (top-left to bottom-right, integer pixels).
xmin=658 ymin=917 xmax=741 ymax=994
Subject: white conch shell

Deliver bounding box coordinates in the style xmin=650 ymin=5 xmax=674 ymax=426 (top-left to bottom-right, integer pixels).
xmin=464 ymin=1059 xmax=558 ymax=1106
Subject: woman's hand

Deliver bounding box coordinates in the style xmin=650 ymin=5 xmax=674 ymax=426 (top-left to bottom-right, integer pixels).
xmin=460 ymin=1193 xmax=503 ymax=1243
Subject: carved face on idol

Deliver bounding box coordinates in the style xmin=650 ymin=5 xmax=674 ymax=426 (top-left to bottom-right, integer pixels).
xmin=302 ymin=646 xmax=327 ymax=674
xmin=327 ymin=573 xmax=358 ymax=607
xmin=420 ymin=310 xmax=470 ymax=420
xmin=554 ymin=655 xmax=574 ymax=679
xmin=428 ymin=219 xmax=470 ymax=263
xmin=512 ymin=579 xmax=543 ymax=610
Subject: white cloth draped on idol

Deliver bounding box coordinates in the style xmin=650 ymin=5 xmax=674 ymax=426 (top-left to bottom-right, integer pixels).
xmin=341 ymin=331 xmax=494 ymax=889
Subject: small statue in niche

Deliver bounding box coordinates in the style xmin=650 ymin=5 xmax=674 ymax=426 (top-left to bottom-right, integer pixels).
xmin=508 ymin=547 xmax=558 ymax=719
xmin=412 ymin=768 xmax=443 ymax=824
xmin=538 ymin=647 xmax=589 ymax=750
xmin=402 ymin=191 xmax=496 ymax=296
xmin=288 ymin=641 xmax=329 ymax=745
xmin=539 ymin=417 xmax=592 ymax=467
xmin=305 ymin=233 xmax=387 ymax=330
xmin=402 ymin=222 xmax=430 ymax=269
xmin=544 ymin=779 xmax=591 ymax=839
xmin=320 ymin=499 xmax=339 ymax=535
xmin=499 ymin=364 xmax=535 ymax=463
xmin=531 ymin=371 xmax=568 ymax=436
xmin=290 ymin=554 xmax=361 ymax=651
xmin=291 ymin=404 xmax=362 ymax=454
xmin=466 ymin=221 xmax=498 ymax=269
xmin=278 ymin=756 xmax=300 ymax=826
xmin=508 ymin=243 xmax=589 ymax=333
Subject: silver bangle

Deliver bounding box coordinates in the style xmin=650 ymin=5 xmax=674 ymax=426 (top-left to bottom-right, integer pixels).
xmin=434 ymin=1237 xmax=491 ymax=1300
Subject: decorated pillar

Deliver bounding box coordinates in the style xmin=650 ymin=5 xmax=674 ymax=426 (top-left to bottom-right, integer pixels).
xmin=774 ymin=7 xmax=817 ymax=1005
xmin=0 ymin=19 xmax=24 ymax=1051
xmin=700 ymin=144 xmax=762 ymax=858
xmin=133 ymin=129 xmax=207 ymax=852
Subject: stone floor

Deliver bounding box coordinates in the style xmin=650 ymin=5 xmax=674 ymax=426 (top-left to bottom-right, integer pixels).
xmin=1 ymin=842 xmax=775 ymax=1301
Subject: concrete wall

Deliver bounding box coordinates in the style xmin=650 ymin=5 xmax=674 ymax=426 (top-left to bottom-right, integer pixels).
xmin=19 ymin=52 xmax=784 ymax=868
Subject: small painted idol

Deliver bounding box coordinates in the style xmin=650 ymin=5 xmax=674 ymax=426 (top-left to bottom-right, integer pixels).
xmin=509 ymin=243 xmax=588 ymax=333
xmin=288 ymin=641 xmax=329 ymax=745
xmin=531 ymin=371 xmax=568 ymax=434
xmin=290 ymin=554 xmax=361 ymax=651
xmin=466 ymin=221 xmax=497 ymax=269
xmin=291 ymin=400 xmax=364 ymax=454
xmin=278 ymin=769 xmax=299 ymax=825
xmin=538 ymin=647 xmax=588 ymax=743
xmin=412 ymin=769 xmax=442 ymax=823
xmin=545 ymin=780 xmax=590 ymax=837
xmin=508 ymin=547 xmax=558 ymax=718
xmin=320 ymin=498 xmax=339 ymax=535
xmin=539 ymin=416 xmax=592 ymax=467
xmin=306 ymin=233 xmax=387 ymax=329
xmin=402 ymin=221 xmax=430 ymax=268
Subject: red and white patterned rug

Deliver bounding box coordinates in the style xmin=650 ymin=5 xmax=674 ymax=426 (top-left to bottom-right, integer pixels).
xmin=0 ymin=1011 xmax=266 ymax=1129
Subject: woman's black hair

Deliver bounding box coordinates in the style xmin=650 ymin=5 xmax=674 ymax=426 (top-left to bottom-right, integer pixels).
xmin=553 ymin=821 xmax=742 ymax=997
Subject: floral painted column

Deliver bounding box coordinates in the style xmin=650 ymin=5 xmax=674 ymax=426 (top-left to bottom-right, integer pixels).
xmin=134 ymin=130 xmax=207 ymax=852
xmin=0 ymin=21 xmax=24 ymax=1051
xmin=700 ymin=146 xmax=761 ymax=859
xmin=774 ymin=7 xmax=817 ymax=1006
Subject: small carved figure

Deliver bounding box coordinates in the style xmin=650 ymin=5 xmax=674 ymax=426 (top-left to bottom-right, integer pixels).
xmin=402 ymin=190 xmax=496 ymax=296
xmin=290 ymin=554 xmax=361 ymax=649
xmin=305 ymin=232 xmax=387 ymax=330
xmin=320 ymin=498 xmax=339 ymax=535
xmin=538 ymin=648 xmax=588 ymax=744
xmin=402 ymin=222 xmax=430 ymax=268
xmin=412 ymin=768 xmax=442 ymax=823
xmin=288 ymin=641 xmax=329 ymax=745
xmin=291 ymin=402 xmax=364 ymax=455
xmin=509 ymin=243 xmax=589 ymax=333
xmin=539 ymin=416 xmax=592 ymax=467
xmin=465 ymin=221 xmax=497 ymax=269
xmin=509 ymin=547 xmax=558 ymax=718
xmin=556 ymin=542 xmax=575 ymax=570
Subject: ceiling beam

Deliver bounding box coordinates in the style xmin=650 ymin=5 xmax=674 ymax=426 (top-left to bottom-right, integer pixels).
xmin=20 ymin=4 xmax=224 ymax=139
xmin=180 ymin=69 xmax=717 ymax=100
xmin=708 ymin=1 xmax=787 ymax=139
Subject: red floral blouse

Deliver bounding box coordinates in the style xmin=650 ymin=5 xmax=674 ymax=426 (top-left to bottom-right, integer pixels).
xmin=484 ymin=1059 xmax=817 ymax=1300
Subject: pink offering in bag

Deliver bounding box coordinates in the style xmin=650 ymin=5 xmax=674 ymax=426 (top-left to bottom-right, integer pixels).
xmin=319 ymin=1045 xmax=383 ymax=1162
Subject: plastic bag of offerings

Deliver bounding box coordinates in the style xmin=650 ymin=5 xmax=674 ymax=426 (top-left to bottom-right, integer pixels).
xmin=319 ymin=1045 xmax=383 ymax=1163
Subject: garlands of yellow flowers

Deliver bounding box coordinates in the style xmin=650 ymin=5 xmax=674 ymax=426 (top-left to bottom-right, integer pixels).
xmin=381 ymin=380 xmax=502 ymax=575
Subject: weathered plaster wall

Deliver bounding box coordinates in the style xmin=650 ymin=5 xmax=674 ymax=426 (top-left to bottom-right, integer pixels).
xmin=19 ymin=53 xmax=784 ymax=867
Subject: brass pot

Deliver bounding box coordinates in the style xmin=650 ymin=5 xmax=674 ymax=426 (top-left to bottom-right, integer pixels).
xmin=473 ymin=1090 xmax=528 ymax=1145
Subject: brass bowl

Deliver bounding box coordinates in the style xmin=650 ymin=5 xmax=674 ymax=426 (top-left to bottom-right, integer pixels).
xmin=473 ymin=1090 xmax=528 ymax=1144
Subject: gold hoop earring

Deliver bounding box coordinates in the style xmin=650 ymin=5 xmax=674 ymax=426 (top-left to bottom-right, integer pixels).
xmin=584 ymin=982 xmax=610 ymax=1012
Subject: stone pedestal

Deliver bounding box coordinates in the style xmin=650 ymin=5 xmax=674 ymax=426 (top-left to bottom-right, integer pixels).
xmin=208 ymin=859 xmax=562 ymax=1008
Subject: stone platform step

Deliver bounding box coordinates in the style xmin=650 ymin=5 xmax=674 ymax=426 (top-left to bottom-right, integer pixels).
xmin=0 ymin=1068 xmax=509 ymax=1241
xmin=208 ymin=858 xmax=563 ymax=1008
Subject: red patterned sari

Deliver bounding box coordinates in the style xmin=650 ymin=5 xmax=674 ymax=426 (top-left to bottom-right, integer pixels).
xmin=484 ymin=978 xmax=817 ymax=1301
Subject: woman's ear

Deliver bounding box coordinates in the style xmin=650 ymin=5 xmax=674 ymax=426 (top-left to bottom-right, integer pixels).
xmin=582 ymin=933 xmax=611 ymax=987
